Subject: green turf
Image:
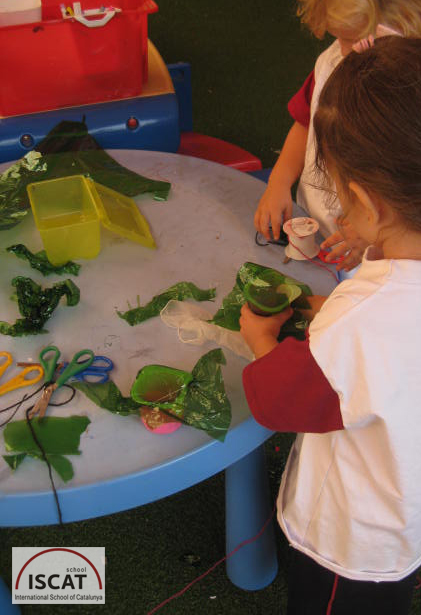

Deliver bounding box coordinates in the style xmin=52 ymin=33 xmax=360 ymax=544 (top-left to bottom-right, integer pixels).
xmin=2 ymin=1 xmax=421 ymax=613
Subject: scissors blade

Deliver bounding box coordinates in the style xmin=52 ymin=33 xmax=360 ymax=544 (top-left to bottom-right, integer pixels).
xmin=28 ymin=384 xmax=56 ymax=419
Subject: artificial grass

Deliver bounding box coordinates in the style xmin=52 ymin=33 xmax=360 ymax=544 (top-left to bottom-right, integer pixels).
xmin=2 ymin=1 xmax=421 ymax=614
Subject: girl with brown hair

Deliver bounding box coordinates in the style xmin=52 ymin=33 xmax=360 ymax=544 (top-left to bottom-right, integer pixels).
xmin=241 ymin=36 xmax=421 ymax=614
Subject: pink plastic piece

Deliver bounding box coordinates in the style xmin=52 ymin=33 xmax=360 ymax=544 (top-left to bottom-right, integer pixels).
xmin=141 ymin=416 xmax=182 ymax=434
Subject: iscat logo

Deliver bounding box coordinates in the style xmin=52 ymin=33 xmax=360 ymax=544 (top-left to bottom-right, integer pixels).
xmin=12 ymin=547 xmax=105 ymax=604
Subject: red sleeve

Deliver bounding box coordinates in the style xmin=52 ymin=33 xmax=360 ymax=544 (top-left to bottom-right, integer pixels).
xmin=287 ymin=70 xmax=315 ymax=128
xmin=242 ymin=333 xmax=343 ymax=433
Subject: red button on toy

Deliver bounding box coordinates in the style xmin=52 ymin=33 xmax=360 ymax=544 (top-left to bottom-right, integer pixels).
xmin=127 ymin=117 xmax=139 ymax=130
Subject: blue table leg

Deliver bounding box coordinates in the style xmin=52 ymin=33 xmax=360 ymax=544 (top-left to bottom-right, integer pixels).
xmin=0 ymin=577 xmax=20 ymax=614
xmin=225 ymin=444 xmax=278 ymax=590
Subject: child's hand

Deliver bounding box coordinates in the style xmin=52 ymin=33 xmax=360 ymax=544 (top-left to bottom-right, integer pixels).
xmin=254 ymin=184 xmax=293 ymax=241
xmin=321 ymin=219 xmax=368 ymax=272
xmin=352 ymin=24 xmax=401 ymax=53
xmin=239 ymin=303 xmax=293 ymax=359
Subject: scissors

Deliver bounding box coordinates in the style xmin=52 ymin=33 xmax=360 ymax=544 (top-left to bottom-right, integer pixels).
xmin=59 ymin=355 xmax=113 ymax=384
xmin=0 ymin=351 xmax=44 ymax=396
xmin=28 ymin=345 xmax=95 ymax=419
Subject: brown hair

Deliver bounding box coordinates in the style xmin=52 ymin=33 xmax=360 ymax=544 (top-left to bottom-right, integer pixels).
xmin=313 ymin=36 xmax=421 ymax=230
xmin=297 ymin=0 xmax=421 ymax=39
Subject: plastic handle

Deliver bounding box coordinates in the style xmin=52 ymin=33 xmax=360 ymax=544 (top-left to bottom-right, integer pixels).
xmin=56 ymin=349 xmax=95 ymax=387
xmin=0 ymin=365 xmax=44 ymax=396
xmin=69 ymin=2 xmax=118 ymax=28
xmin=39 ymin=345 xmax=61 ymax=383
xmin=0 ymin=351 xmax=12 ymax=379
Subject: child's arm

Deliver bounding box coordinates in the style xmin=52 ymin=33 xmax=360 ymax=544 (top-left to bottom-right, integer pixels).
xmin=254 ymin=121 xmax=308 ymax=241
xmin=240 ymin=303 xmax=343 ymax=433
xmin=239 ymin=303 xmax=293 ymax=358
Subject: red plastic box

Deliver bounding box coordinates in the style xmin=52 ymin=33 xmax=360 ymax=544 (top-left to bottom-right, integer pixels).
xmin=0 ymin=0 xmax=158 ymax=117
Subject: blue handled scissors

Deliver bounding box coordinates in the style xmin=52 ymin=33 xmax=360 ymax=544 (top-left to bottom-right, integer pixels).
xmin=60 ymin=355 xmax=113 ymax=384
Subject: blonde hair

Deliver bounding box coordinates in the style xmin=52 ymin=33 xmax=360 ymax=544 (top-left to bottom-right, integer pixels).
xmin=297 ymin=0 xmax=421 ymax=39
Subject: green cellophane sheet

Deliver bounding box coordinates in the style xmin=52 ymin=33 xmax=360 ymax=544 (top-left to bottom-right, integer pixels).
xmin=3 ymin=415 xmax=90 ymax=482
xmin=0 ymin=276 xmax=80 ymax=337
xmin=0 ymin=120 xmax=171 ymax=231
xmin=73 ymin=380 xmax=139 ymax=416
xmin=118 ymin=282 xmax=216 ymax=326
xmin=6 ymin=244 xmax=80 ymax=276
xmin=211 ymin=261 xmax=312 ymax=341
xmin=75 ymin=349 xmax=231 ymax=442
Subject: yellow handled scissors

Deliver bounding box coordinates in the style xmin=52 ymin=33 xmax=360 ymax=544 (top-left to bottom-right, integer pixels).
xmin=0 ymin=351 xmax=44 ymax=396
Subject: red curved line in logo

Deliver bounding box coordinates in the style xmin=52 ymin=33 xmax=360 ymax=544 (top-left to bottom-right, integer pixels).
xmin=15 ymin=548 xmax=103 ymax=590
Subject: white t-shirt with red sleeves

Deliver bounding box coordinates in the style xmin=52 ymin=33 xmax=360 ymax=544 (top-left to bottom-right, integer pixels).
xmin=277 ymin=248 xmax=421 ymax=581
xmin=296 ymin=39 xmax=343 ymax=238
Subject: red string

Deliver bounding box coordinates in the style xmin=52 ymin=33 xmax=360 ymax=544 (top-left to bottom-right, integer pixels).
xmin=326 ymin=574 xmax=339 ymax=615
xmin=288 ymin=239 xmax=340 ymax=284
xmin=146 ymin=502 xmax=277 ymax=615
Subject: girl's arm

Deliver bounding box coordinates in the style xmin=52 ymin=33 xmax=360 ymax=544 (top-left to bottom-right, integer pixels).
xmin=240 ymin=304 xmax=343 ymax=433
xmin=254 ymin=121 xmax=308 ymax=241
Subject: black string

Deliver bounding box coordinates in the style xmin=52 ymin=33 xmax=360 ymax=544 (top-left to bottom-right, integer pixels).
xmin=255 ymin=230 xmax=289 ymax=247
xmin=2 ymin=383 xmax=76 ymax=526
xmin=25 ymin=404 xmax=64 ymax=526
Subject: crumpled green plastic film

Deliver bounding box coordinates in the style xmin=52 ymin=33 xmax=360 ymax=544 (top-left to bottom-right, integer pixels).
xmin=75 ymin=349 xmax=231 ymax=441
xmin=0 ymin=120 xmax=171 ymax=230
xmin=211 ymin=261 xmax=312 ymax=340
xmin=183 ymin=348 xmax=231 ymax=441
xmin=0 ymin=276 xmax=80 ymax=336
xmin=132 ymin=349 xmax=231 ymax=441
xmin=118 ymin=282 xmax=216 ymax=326
xmin=3 ymin=415 xmax=90 ymax=482
xmin=6 ymin=244 xmax=80 ymax=276
xmin=73 ymin=380 xmax=139 ymax=416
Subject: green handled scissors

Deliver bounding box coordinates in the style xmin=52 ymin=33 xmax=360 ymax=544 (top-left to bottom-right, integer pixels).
xmin=28 ymin=345 xmax=95 ymax=419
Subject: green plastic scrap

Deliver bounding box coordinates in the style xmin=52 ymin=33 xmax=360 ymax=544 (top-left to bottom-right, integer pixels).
xmin=75 ymin=349 xmax=231 ymax=442
xmin=0 ymin=276 xmax=80 ymax=336
xmin=0 ymin=120 xmax=171 ymax=231
xmin=118 ymin=282 xmax=216 ymax=326
xmin=6 ymin=244 xmax=80 ymax=276
xmin=130 ymin=348 xmax=231 ymax=441
xmin=3 ymin=415 xmax=90 ymax=482
xmin=184 ymin=348 xmax=231 ymax=441
xmin=211 ymin=261 xmax=312 ymax=341
xmin=73 ymin=380 xmax=139 ymax=416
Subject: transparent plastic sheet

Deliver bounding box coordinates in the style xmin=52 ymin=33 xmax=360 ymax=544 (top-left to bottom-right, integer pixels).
xmin=160 ymin=300 xmax=254 ymax=361
xmin=0 ymin=276 xmax=80 ymax=337
xmin=0 ymin=120 xmax=171 ymax=230
xmin=210 ymin=261 xmax=313 ymax=341
xmin=6 ymin=244 xmax=80 ymax=277
xmin=3 ymin=415 xmax=90 ymax=482
xmin=118 ymin=282 xmax=216 ymax=326
xmin=75 ymin=349 xmax=231 ymax=441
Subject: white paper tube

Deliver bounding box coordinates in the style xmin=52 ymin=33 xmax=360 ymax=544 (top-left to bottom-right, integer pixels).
xmin=283 ymin=216 xmax=320 ymax=260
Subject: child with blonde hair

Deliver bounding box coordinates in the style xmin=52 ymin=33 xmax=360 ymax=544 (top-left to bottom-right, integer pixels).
xmin=254 ymin=0 xmax=421 ymax=271
xmin=241 ymin=36 xmax=421 ymax=614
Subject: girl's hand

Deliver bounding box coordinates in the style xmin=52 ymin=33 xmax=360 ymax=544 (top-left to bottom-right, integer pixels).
xmin=239 ymin=303 xmax=293 ymax=359
xmin=254 ymin=184 xmax=293 ymax=241
xmin=352 ymin=24 xmax=401 ymax=53
xmin=321 ymin=219 xmax=368 ymax=271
